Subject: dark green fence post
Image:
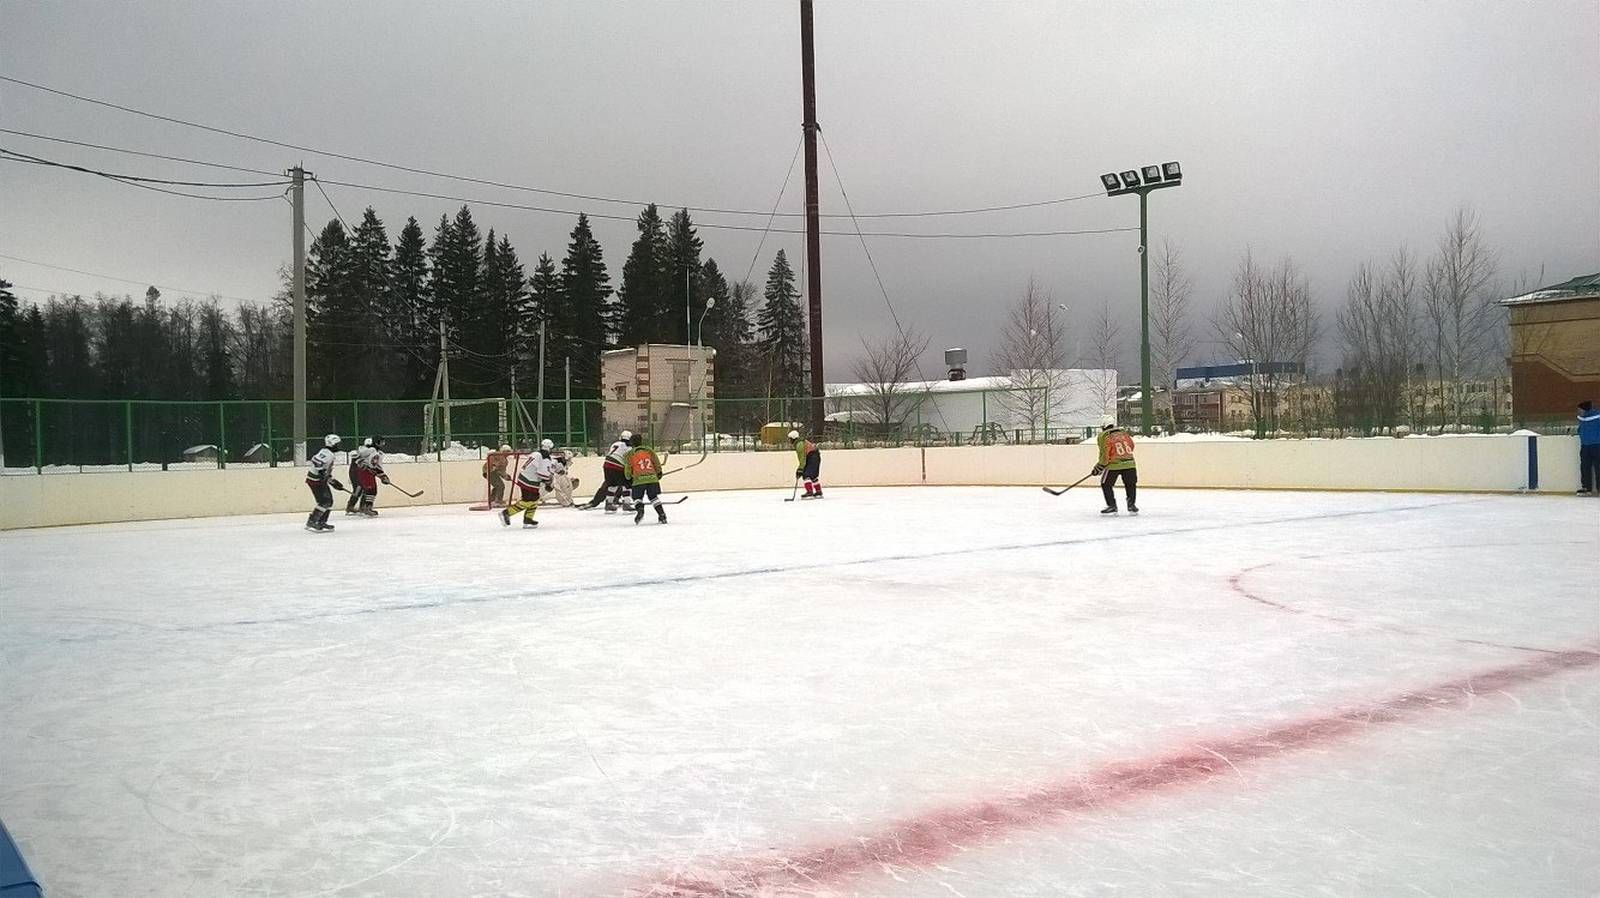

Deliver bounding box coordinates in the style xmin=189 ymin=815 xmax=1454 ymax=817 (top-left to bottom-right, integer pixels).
xmin=265 ymin=402 xmax=275 ymax=466
xmin=352 ymin=401 xmax=360 ymax=442
xmin=124 ymin=401 xmax=134 ymax=471
xmin=217 ymin=402 xmax=227 ymax=468
xmin=34 ymin=399 xmax=43 ymax=473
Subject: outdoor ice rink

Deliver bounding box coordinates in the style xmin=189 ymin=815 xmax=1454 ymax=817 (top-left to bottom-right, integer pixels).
xmin=2 ymin=486 xmax=1597 ymax=897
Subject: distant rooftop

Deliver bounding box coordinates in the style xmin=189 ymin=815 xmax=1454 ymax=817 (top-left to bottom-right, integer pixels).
xmin=1501 ymin=272 xmax=1600 ymax=306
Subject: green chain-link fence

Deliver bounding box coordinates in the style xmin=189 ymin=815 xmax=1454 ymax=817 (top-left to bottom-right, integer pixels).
xmin=0 ymin=390 xmax=1575 ymax=473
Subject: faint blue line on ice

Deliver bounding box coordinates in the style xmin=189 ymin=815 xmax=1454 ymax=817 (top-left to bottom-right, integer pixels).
xmin=43 ymin=496 xmax=1488 ymax=644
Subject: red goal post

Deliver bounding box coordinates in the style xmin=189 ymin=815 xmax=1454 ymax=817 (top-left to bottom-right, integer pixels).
xmin=470 ymin=451 xmax=529 ymax=511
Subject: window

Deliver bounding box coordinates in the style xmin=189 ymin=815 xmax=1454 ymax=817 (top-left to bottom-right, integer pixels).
xmin=613 ymin=384 xmax=627 ymax=401
xmin=671 ymin=361 xmax=691 ymax=401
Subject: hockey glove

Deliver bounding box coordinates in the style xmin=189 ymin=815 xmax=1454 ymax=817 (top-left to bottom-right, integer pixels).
xmin=1091 ymin=464 xmax=1105 ymax=476
xmin=331 ymin=478 xmax=347 ymax=491
xmin=380 ymin=474 xmax=391 ymax=484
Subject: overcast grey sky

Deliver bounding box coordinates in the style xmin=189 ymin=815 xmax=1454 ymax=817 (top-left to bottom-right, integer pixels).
xmin=2 ymin=0 xmax=1596 ymax=379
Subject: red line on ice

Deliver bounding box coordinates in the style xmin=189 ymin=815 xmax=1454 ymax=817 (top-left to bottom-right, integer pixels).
xmin=623 ymin=642 xmax=1600 ymax=897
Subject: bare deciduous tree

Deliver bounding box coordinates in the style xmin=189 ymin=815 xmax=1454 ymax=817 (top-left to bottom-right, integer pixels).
xmin=1214 ymin=250 xmax=1320 ymax=436
xmin=1422 ymin=207 xmax=1498 ymax=428
xmin=848 ymin=326 xmax=932 ymax=430
xmin=1150 ymin=239 xmax=1195 ymax=430
xmin=1338 ymin=248 xmax=1419 ymax=433
xmin=1085 ymin=301 xmax=1122 ymax=421
xmin=992 ymin=277 xmax=1075 ymax=432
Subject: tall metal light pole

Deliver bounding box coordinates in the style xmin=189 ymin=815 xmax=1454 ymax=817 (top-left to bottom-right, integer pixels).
xmin=694 ymin=297 xmax=716 ymax=446
xmin=1101 ymin=162 xmax=1182 ymax=434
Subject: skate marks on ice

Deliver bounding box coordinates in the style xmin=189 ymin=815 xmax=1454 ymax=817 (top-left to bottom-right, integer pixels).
xmin=623 ymin=642 xmax=1600 ymax=898
xmin=21 ymin=494 xmax=1488 ymax=645
xmin=1229 ymin=540 xmax=1597 ymax=657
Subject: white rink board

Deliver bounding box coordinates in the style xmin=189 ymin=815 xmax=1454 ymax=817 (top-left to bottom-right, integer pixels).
xmin=1 ymin=487 xmax=1597 ymax=897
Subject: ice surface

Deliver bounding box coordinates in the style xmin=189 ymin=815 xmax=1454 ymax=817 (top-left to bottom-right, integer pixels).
xmin=1 ymin=487 xmax=1596 ymax=897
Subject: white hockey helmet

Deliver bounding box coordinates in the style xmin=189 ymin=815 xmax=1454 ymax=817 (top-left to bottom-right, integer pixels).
xmin=787 ymin=429 xmax=800 ymax=441
xmin=324 ymin=433 xmax=341 ymax=448
xmin=619 ymin=429 xmax=633 ymax=441
xmin=363 ymin=437 xmax=373 ymax=447
xmin=540 ymin=438 xmax=554 ymax=451
xmin=499 ymin=444 xmax=511 ymax=452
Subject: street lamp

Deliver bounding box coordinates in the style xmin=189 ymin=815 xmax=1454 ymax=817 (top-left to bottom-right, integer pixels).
xmin=693 ymin=297 xmax=716 ymax=447
xmin=1101 ymin=160 xmax=1183 ymax=435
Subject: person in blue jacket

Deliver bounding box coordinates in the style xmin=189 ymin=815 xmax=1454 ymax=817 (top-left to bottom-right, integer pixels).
xmin=1578 ymin=400 xmax=1600 ymax=495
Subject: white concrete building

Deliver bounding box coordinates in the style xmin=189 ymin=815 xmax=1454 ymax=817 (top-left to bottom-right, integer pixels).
xmin=825 ymin=369 xmax=1116 ymax=439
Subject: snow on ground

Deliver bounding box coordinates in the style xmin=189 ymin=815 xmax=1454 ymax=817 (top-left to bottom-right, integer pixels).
xmin=1 ymin=487 xmax=1597 ymax=897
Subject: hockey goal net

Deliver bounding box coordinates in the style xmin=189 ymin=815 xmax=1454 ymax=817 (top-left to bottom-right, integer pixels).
xmin=470 ymin=451 xmax=530 ymax=511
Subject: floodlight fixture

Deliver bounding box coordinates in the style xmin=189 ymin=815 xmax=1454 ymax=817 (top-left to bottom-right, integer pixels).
xmin=1097 ymin=158 xmax=1186 ymax=435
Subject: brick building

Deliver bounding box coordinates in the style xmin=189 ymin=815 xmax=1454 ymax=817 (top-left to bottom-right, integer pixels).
xmin=599 ymin=344 xmax=715 ymax=445
xmin=1502 ymin=274 xmax=1600 ymax=422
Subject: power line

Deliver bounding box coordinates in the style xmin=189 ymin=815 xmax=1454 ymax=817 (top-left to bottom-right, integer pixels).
xmin=0 ymin=147 xmax=287 ymax=187
xmin=1 ymin=76 xmax=1109 ymax=219
xmin=742 ymin=137 xmax=803 ymax=285
xmin=0 ymin=127 xmax=284 ymax=177
xmin=0 ymin=149 xmax=289 ymax=202
xmin=313 ymin=173 xmax=1136 ymax=240
xmin=311 ymin=177 xmax=351 ymax=233
xmin=0 ymin=252 xmax=258 ymax=302
xmin=819 ymin=131 xmax=952 ymax=432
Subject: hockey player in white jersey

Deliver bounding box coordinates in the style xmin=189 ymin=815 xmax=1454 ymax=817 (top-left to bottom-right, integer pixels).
xmin=500 ymin=442 xmax=556 ymax=528
xmin=306 ymin=434 xmax=346 ymax=532
xmin=581 ymin=430 xmax=635 ymax=512
xmin=348 ymin=435 xmax=390 ymax=516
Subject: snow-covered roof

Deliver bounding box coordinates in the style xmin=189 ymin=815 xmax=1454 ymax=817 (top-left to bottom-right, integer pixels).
xmin=826 ymin=369 xmax=1113 ymax=398
xmin=825 ymin=375 xmax=1014 ymax=397
xmin=1502 ymin=272 xmax=1600 ymax=306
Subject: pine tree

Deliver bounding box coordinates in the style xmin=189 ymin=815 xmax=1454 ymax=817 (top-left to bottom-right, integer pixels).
xmin=617 ymin=204 xmax=670 ymax=346
xmin=527 ymin=252 xmax=561 ymax=395
xmin=387 ymin=217 xmax=432 ymax=397
xmin=347 ymin=208 xmax=392 ymax=397
xmin=424 ymin=213 xmax=456 ymax=346
xmin=306 ymin=219 xmax=355 ymax=398
xmin=558 ymin=214 xmax=612 ymax=395
xmin=0 ymin=278 xmax=18 ymax=398
xmin=666 ymin=209 xmax=704 ymax=344
xmin=757 ymin=250 xmax=806 ymax=398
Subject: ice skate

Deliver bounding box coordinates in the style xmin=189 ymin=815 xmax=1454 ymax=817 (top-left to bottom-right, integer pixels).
xmin=634 ymin=505 xmax=646 ymax=525
xmin=523 ymin=518 xmax=538 ymax=528
xmin=1128 ymin=504 xmax=1139 ymax=514
xmin=1100 ymin=506 xmax=1118 ymax=515
xmin=499 ymin=508 xmax=511 ymax=527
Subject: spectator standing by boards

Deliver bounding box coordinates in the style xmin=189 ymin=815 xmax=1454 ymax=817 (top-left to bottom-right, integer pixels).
xmin=1578 ymin=400 xmax=1599 ymax=495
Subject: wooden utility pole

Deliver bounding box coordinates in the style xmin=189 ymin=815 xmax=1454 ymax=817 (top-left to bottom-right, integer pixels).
xmin=800 ymin=0 xmax=825 ymax=434
xmin=289 ymin=165 xmax=309 ymax=464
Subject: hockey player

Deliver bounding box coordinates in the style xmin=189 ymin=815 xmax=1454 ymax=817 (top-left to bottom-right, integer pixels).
xmin=582 ymin=430 xmax=635 ymax=512
xmin=353 ymin=435 xmax=390 ymax=516
xmin=1093 ymin=422 xmax=1138 ymax=515
xmin=790 ymin=430 xmax=823 ymax=498
xmin=306 ymin=433 xmax=345 ymax=532
xmin=540 ymin=439 xmax=579 ymax=507
xmin=484 ymin=444 xmax=512 ymax=507
xmin=344 ymin=437 xmax=372 ymax=514
xmin=500 ymin=442 xmax=556 ymax=529
xmin=624 ymin=433 xmax=668 ymax=524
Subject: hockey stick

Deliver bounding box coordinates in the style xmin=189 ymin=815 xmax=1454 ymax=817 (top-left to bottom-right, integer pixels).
xmin=1041 ymin=472 xmax=1096 ymax=496
xmin=783 ymin=476 xmax=802 ymax=502
xmin=385 ymin=480 xmax=424 ymax=498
